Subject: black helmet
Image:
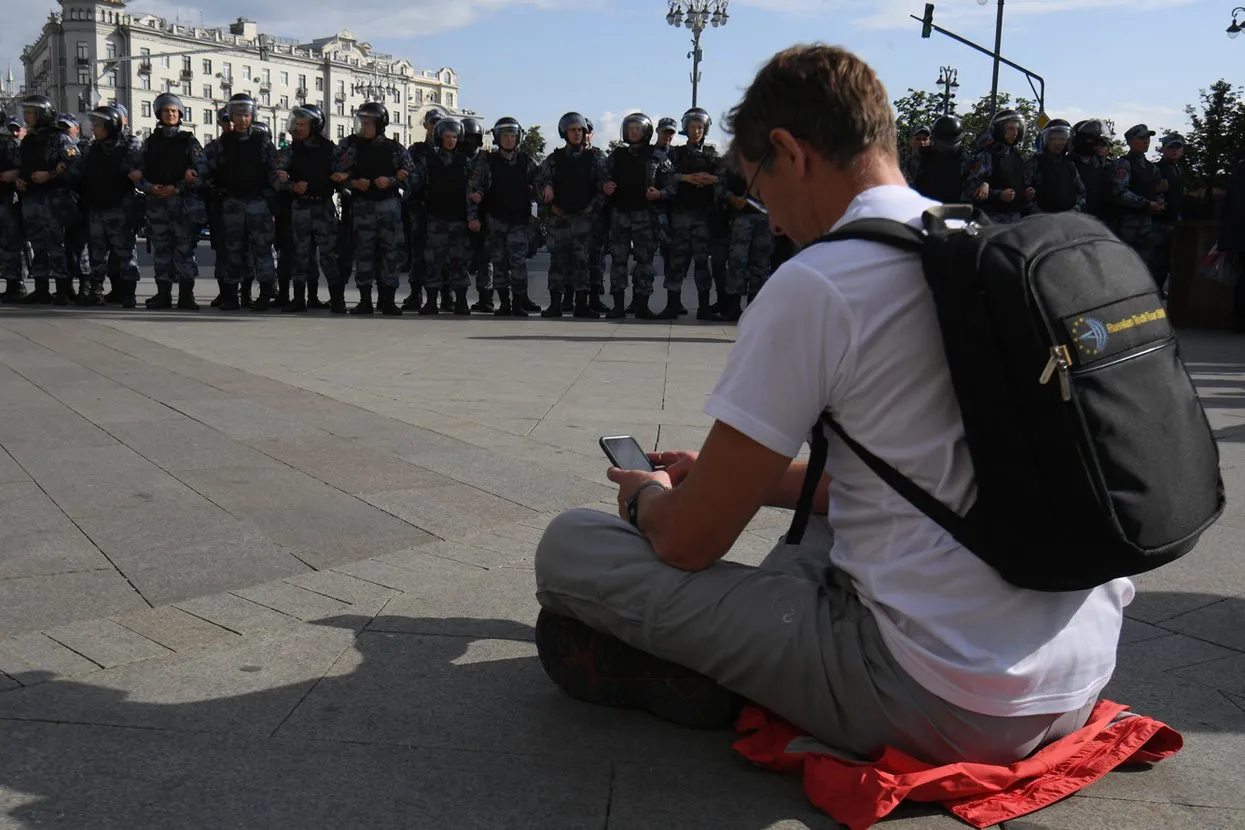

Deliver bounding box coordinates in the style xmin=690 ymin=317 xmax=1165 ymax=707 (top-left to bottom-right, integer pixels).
xmin=3 ymin=117 xmax=22 ymax=136
xmin=422 ymin=107 xmax=444 ymax=127
xmin=585 ymin=118 xmax=595 ymax=135
xmin=227 ymin=92 xmax=255 ymax=120
xmin=461 ymin=117 xmax=483 ymax=138
xmin=1042 ymin=118 xmax=1072 ymax=143
xmin=1071 ymin=118 xmax=1112 ymax=154
xmin=931 ymin=115 xmax=963 ymax=146
xmin=217 ymin=107 xmax=230 ymax=124
xmin=681 ymin=107 xmax=711 ymax=139
xmin=557 ymin=111 xmax=587 ymax=140
xmin=153 ymin=93 xmax=185 ymax=123
xmin=55 ymin=112 xmax=79 ymax=132
xmin=20 ymin=94 xmax=56 ymax=128
xmin=621 ymin=112 xmax=654 ymax=145
xmin=356 ymin=101 xmax=390 ymax=132
xmin=990 ymin=109 xmax=1025 ymax=143
xmin=435 ymin=117 xmax=463 ymax=147
xmin=657 ymin=117 xmax=678 ymax=134
xmin=286 ymin=104 xmax=325 ymax=138
xmin=88 ymin=105 xmax=123 ymax=137
xmin=491 ymin=116 xmax=523 ymax=146
xmin=252 ymin=121 xmax=270 ymax=136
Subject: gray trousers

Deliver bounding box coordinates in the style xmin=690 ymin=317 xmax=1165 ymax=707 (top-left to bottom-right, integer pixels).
xmin=535 ymin=507 xmax=1095 ymax=766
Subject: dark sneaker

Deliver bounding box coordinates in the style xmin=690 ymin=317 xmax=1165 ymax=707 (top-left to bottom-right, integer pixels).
xmin=534 ymin=608 xmax=740 ymax=730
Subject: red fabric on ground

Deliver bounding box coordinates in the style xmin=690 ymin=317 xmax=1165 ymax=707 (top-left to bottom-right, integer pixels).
xmin=732 ymin=699 xmax=1183 ymax=830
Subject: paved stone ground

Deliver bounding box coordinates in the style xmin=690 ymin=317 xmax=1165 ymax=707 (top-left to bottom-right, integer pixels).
xmin=0 ymin=256 xmax=1241 ymax=828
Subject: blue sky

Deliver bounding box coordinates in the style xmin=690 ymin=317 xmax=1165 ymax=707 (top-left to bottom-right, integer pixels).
xmin=5 ymin=0 xmax=1240 ymax=147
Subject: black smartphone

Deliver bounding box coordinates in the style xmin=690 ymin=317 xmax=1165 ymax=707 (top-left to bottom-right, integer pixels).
xmin=599 ymin=435 xmax=655 ymax=472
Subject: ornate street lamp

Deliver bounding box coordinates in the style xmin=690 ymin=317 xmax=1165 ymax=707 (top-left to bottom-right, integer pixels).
xmin=665 ymin=0 xmax=729 ymax=109
xmin=976 ymin=0 xmax=1005 ymax=119
xmin=351 ymin=67 xmax=399 ymax=103
xmin=1228 ymin=6 xmax=1245 ymax=38
xmin=936 ymin=66 xmax=959 ymax=116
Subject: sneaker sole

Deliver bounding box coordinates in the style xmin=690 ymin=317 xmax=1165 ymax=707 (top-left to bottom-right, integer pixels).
xmin=535 ymin=609 xmax=739 ymax=730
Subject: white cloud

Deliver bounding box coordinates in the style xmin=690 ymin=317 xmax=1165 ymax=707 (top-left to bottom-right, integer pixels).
xmin=1057 ymin=102 xmax=1189 ymax=137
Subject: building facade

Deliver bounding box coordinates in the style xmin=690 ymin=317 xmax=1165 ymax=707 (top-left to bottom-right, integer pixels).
xmin=19 ymin=0 xmax=485 ymax=147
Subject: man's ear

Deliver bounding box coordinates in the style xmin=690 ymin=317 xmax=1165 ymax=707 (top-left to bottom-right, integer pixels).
xmin=768 ymin=128 xmax=810 ymax=180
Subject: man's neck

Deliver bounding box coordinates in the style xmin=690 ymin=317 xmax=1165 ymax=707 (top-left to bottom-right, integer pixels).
xmin=806 ymin=152 xmax=907 ymax=243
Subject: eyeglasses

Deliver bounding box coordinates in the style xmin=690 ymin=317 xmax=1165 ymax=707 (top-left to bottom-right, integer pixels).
xmin=744 ymin=148 xmax=771 ymax=214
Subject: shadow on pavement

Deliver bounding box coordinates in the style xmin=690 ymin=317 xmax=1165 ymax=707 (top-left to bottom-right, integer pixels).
xmin=468 ymin=335 xmax=737 ymax=344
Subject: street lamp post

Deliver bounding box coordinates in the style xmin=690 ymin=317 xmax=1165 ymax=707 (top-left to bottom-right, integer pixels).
xmin=665 ymin=0 xmax=729 ymax=109
xmin=936 ymin=66 xmax=959 ymax=116
xmin=977 ymin=0 xmax=1005 ymax=119
xmin=1228 ymin=6 xmax=1245 ymax=37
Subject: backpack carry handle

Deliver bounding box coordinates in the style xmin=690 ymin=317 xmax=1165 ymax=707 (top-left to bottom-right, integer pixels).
xmin=922 ymin=204 xmax=988 ymax=233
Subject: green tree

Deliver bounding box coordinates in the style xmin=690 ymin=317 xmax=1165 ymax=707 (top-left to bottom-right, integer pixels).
xmin=1174 ymin=80 xmax=1245 ymax=197
xmin=519 ymin=124 xmax=546 ymax=163
xmin=606 ymin=138 xmax=627 ymax=153
xmin=892 ymin=87 xmax=945 ymax=159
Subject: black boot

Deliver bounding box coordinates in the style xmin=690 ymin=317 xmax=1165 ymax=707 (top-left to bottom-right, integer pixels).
xmin=419 ymin=289 xmax=440 ymax=315
xmin=148 ymin=281 xmax=174 ymax=310
xmin=401 ymin=285 xmax=422 ymax=311
xmin=605 ymin=291 xmax=627 ymax=319
xmin=378 ymin=284 xmax=403 ymax=316
xmin=251 ymin=280 xmax=276 ymax=312
xmin=657 ymin=289 xmax=682 ymax=320
xmin=510 ymin=290 xmax=531 ymax=317
xmin=103 ymin=276 xmax=119 ymax=304
xmin=471 ymin=288 xmax=494 ymax=313
xmin=719 ymin=294 xmax=743 ymax=322
xmin=218 ymin=282 xmax=241 ymax=311
xmin=210 ymin=277 xmax=225 ymax=308
xmin=328 ymin=282 xmax=347 ymax=314
xmin=350 ymin=285 xmax=374 ymax=315
xmin=589 ymin=289 xmax=610 ymax=313
xmin=633 ymin=293 xmax=658 ymax=320
xmin=710 ymin=273 xmax=727 ymax=314
xmin=306 ymin=282 xmax=326 ymax=310
xmin=440 ymin=289 xmax=454 ymax=313
xmin=283 ymin=281 xmax=308 ymax=313
xmin=573 ymin=290 xmax=600 ymax=319
xmin=240 ymin=278 xmax=254 ymax=309
xmin=493 ymin=287 xmax=512 ymax=317
xmin=453 ymin=288 xmax=470 ymax=315
xmin=119 ymin=280 xmax=137 ymax=309
xmin=272 ymin=276 xmax=291 ymax=309
xmin=53 ymin=278 xmax=75 ymax=306
xmin=1 ymin=279 xmax=26 ymax=304
xmin=21 ymin=278 xmax=53 ymax=305
xmin=696 ymin=289 xmax=723 ymax=321
xmin=560 ymin=291 xmax=574 ymax=312
xmin=77 ymin=280 xmax=105 ymax=307
xmin=522 ymin=293 xmax=541 ymax=312
xmin=542 ymin=289 xmax=564 ymax=318
xmin=176 ymin=280 xmax=200 ymax=311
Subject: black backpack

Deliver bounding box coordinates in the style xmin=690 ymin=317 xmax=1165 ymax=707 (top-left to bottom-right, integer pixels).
xmin=786 ymin=205 xmax=1224 ymax=592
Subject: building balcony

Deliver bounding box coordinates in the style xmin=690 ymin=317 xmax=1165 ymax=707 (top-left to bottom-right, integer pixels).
xmin=259 ymin=83 xmax=271 ymax=93
xmin=137 ymin=62 xmax=152 ymax=74
xmin=333 ymin=91 xmax=346 ymax=102
xmin=180 ymin=69 xmax=194 ymax=80
xmin=75 ymin=57 xmax=91 ymax=66
xmin=295 ymin=87 xmax=307 ymax=98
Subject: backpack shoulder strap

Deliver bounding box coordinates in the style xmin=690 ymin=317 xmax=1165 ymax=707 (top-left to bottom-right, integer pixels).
xmin=811 ymin=217 xmax=927 ymax=252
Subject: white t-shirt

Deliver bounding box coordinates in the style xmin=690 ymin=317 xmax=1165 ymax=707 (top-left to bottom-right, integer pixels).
xmin=703 ymin=184 xmax=1134 ymax=718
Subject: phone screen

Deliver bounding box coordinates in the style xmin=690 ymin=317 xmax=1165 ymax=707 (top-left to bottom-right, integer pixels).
xmin=600 ymin=435 xmax=655 ymax=472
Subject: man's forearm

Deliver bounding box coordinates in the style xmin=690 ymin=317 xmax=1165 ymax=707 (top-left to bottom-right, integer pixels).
xmin=765 ymin=460 xmax=830 ymax=514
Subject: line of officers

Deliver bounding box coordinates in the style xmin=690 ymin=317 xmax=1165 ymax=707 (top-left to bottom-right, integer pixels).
xmin=0 ymin=92 xmax=790 ymax=321
xmin=905 ymin=110 xmax=1187 ymax=292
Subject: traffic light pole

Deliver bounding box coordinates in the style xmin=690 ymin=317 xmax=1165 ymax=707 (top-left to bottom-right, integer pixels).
xmin=912 ymin=6 xmax=1045 ymax=123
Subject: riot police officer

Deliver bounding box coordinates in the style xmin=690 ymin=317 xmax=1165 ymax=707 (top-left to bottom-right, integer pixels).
xmin=966 ymin=109 xmax=1030 ymax=224
xmin=80 ymin=105 xmax=141 ymax=307
xmin=469 ymin=117 xmax=539 ymax=317
xmin=659 ymin=107 xmax=719 ymax=319
xmin=16 ymin=94 xmax=82 ymax=305
xmin=275 ymin=103 xmax=341 ymax=313
xmin=1070 ymin=119 xmax=1115 ymax=224
xmin=1028 ymin=119 xmax=1086 ymax=214
xmin=907 ymin=115 xmax=966 ymax=204
xmin=1113 ymin=124 xmax=1166 ymax=288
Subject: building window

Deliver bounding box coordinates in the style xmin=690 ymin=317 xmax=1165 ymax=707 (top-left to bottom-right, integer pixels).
xmin=141 ymin=101 xmax=152 ymax=118
xmin=279 ymin=95 xmax=288 ymax=108
xmin=412 ymin=88 xmax=423 ymax=104
xmin=262 ymin=68 xmax=270 ymax=85
xmin=77 ymin=95 xmax=87 ymax=113
xmin=337 ymin=124 xmax=344 ymax=138
xmin=393 ymin=90 xmax=399 ymax=104
xmin=335 ymin=101 xmax=343 ymax=116
xmin=185 ymin=107 xmax=193 ymax=122
xmin=76 ymin=42 xmax=89 ymax=60
xmin=202 ymin=84 xmax=212 ymax=99
xmin=222 ymin=61 xmax=232 ymax=79
xmin=203 ymin=59 xmax=212 ymax=75
xmin=314 ymin=77 xmax=323 ymax=91
xmin=140 ymin=74 xmax=150 ymax=90
xmin=204 ymin=110 xmax=213 ymax=125
xmin=160 ymin=55 xmax=170 ymax=69
xmin=77 ymin=70 xmax=91 ymax=86
xmin=280 ymin=71 xmax=289 ymax=86
xmin=242 ymin=65 xmax=251 ymax=80
xmin=297 ymin=74 xmax=306 ymax=90
xmin=260 ymin=91 xmax=270 ymax=106
xmin=140 ymin=48 xmax=151 ymax=57
xmin=105 ymin=70 xmax=117 ymax=88
xmin=182 ymin=56 xmax=192 ymax=72
xmin=106 ymin=42 xmax=117 ymax=59
xmin=336 ymin=80 xmax=344 ymax=94
xmin=393 ymin=111 xmax=400 ymax=124
xmin=446 ymin=92 xmax=453 ymax=108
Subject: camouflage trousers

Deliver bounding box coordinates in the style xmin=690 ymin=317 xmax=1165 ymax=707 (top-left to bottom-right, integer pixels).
xmin=548 ymin=212 xmax=594 ymax=293
xmin=146 ymin=193 xmax=200 ymax=283
xmin=486 ymin=220 xmax=532 ymax=292
xmin=1116 ymin=214 xmax=1166 ymax=287
xmin=468 ymin=225 xmax=492 ymax=293
xmin=0 ymin=201 xmax=23 ymax=281
xmin=221 ymin=196 xmax=274 ymax=285
xmin=728 ymin=212 xmax=773 ymax=296
xmin=21 ymin=189 xmax=75 ymax=281
xmin=587 ymin=211 xmax=610 ymax=293
xmin=666 ymin=208 xmax=712 ymax=292
xmin=352 ymin=197 xmax=404 ymax=289
xmin=290 ymin=199 xmax=340 ymax=286
xmin=407 ymin=207 xmax=428 ymax=288
xmin=425 ymin=217 xmax=470 ymax=292
xmin=608 ymin=208 xmax=656 ymax=297
xmin=87 ymin=204 xmax=139 ymax=283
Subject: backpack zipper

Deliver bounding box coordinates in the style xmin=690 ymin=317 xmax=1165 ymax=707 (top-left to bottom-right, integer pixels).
xmin=1038 ymin=345 xmax=1072 ymax=401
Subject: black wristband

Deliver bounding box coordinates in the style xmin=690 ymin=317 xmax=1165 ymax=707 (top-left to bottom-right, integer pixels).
xmin=626 ymin=481 xmax=669 ymax=528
